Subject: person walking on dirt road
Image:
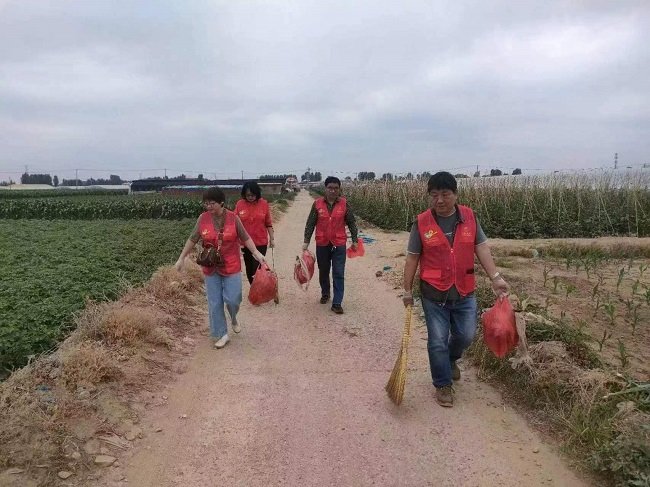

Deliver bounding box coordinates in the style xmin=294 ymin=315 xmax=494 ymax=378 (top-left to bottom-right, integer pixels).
xmin=235 ymin=181 xmax=275 ymax=284
xmin=175 ymin=187 xmax=265 ymax=349
xmin=303 ymin=176 xmax=358 ymax=314
xmin=402 ymin=172 xmax=509 ymax=407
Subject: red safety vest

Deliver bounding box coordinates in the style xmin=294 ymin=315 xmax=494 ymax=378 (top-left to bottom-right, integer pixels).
xmin=417 ymin=205 xmax=477 ymax=295
xmin=198 ymin=210 xmax=241 ymax=276
xmin=315 ymin=197 xmax=347 ymax=246
xmin=235 ymin=198 xmax=271 ymax=246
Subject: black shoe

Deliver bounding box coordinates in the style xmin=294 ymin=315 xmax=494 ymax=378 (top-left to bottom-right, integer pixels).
xmin=331 ymin=304 xmax=344 ymax=314
xmin=451 ymin=362 xmax=461 ymax=381
xmin=320 ymin=295 xmax=330 ymax=304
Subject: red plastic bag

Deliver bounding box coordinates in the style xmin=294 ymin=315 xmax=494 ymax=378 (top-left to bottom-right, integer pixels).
xmin=346 ymin=238 xmax=365 ymax=258
xmin=482 ymin=296 xmax=518 ymax=358
xmin=294 ymin=250 xmax=315 ymax=290
xmin=249 ymin=263 xmax=278 ymax=305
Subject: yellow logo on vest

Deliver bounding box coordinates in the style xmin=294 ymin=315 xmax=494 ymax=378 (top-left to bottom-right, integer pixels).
xmin=424 ymin=229 xmax=437 ymax=239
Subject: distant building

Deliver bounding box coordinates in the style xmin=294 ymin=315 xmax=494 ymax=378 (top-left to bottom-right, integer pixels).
xmin=0 ymin=184 xmax=55 ymax=190
xmin=130 ymin=178 xmax=284 ymax=195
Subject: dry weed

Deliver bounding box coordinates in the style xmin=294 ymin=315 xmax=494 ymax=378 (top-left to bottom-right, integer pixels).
xmin=61 ymin=342 xmax=121 ymax=390
xmin=149 ymin=264 xmax=204 ymax=303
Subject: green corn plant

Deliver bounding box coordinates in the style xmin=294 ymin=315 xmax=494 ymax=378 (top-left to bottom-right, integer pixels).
xmin=597 ymin=329 xmax=612 ymax=351
xmin=640 ymin=263 xmax=648 ymax=278
xmin=616 ymin=339 xmax=631 ymax=368
xmin=575 ymin=319 xmax=587 ymax=332
xmin=645 ymin=287 xmax=650 ymax=305
xmin=596 ymin=272 xmax=605 ymax=286
xmin=632 ymin=279 xmax=640 ymax=295
xmin=565 ymin=257 xmax=572 ymax=271
xmin=632 ymin=305 xmax=640 ymax=335
xmin=616 ymin=267 xmax=625 ymax=292
xmin=574 ymin=260 xmax=581 ymax=275
xmin=591 ymin=283 xmax=600 ymax=300
xmin=565 ymin=283 xmax=576 ymax=300
xmin=593 ymin=295 xmax=601 ymax=317
xmin=624 ymin=298 xmax=634 ymax=318
xmin=542 ymin=264 xmax=550 ymax=288
xmin=627 ymin=258 xmax=634 ymax=271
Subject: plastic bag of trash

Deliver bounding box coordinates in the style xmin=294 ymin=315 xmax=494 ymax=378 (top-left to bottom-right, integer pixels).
xmin=346 ymin=238 xmax=365 ymax=258
xmin=482 ymin=296 xmax=518 ymax=358
xmin=294 ymin=250 xmax=315 ymax=291
xmin=249 ymin=263 xmax=278 ymax=305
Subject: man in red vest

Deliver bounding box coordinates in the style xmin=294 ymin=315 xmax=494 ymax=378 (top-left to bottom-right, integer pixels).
xmin=303 ymin=176 xmax=358 ymax=314
xmin=402 ymin=172 xmax=509 ymax=407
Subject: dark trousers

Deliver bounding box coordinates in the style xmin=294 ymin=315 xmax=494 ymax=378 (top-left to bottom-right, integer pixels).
xmin=316 ymin=244 xmax=347 ymax=305
xmin=242 ymin=245 xmax=268 ymax=284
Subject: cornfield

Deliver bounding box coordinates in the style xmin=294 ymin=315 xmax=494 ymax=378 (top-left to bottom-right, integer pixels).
xmin=338 ymin=171 xmax=650 ymax=238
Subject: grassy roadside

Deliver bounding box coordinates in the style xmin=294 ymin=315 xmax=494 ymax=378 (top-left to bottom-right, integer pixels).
xmin=467 ymin=271 xmax=649 ymax=487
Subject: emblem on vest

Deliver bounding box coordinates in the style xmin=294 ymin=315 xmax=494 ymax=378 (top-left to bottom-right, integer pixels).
xmin=201 ymin=229 xmax=210 ymax=236
xmin=424 ymin=229 xmax=436 ymax=239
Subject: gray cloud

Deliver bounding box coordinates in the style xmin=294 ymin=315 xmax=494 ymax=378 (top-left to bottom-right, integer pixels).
xmin=0 ymin=0 xmax=648 ymax=181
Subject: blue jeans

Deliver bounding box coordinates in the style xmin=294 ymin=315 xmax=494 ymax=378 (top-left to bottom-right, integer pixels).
xmin=316 ymin=244 xmax=347 ymax=305
xmin=421 ymin=295 xmax=478 ymax=387
xmin=204 ymin=272 xmax=242 ymax=339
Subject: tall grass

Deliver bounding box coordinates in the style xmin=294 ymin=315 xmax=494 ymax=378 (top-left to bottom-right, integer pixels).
xmin=338 ymin=171 xmax=650 ymax=238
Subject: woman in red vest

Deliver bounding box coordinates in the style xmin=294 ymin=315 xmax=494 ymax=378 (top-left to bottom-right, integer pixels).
xmin=175 ymin=187 xmax=265 ymax=349
xmin=235 ymin=181 xmax=275 ymax=284
xmin=402 ymin=172 xmax=509 ymax=408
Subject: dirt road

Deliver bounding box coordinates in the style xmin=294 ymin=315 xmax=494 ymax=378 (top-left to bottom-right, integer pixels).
xmin=116 ymin=192 xmax=591 ymax=487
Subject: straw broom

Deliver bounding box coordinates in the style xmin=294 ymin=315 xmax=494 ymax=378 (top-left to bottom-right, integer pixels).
xmin=385 ymin=305 xmax=413 ymax=405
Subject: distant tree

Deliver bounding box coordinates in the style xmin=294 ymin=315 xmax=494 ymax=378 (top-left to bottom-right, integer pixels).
xmin=53 ymin=175 xmax=59 ymax=187
xmin=418 ymin=171 xmax=431 ymax=181
xmin=170 ymin=174 xmax=186 ymax=180
xmin=381 ymin=173 xmax=393 ymax=181
xmin=20 ymin=173 xmax=53 ymax=185
xmin=454 ymin=173 xmax=469 ymax=179
xmin=344 ymin=176 xmax=352 ymax=181
xmin=512 ymin=168 xmax=522 ymax=175
xmin=108 ymin=174 xmax=123 ymax=184
xmin=198 ymin=174 xmax=204 ymax=181
xmin=358 ymin=172 xmax=376 ymax=181
xmin=405 ymin=172 xmax=414 ymax=180
xmin=62 ymin=179 xmax=83 ymax=186
xmin=489 ymin=169 xmax=503 ymax=176
xmin=473 ymin=170 xmax=480 ymax=177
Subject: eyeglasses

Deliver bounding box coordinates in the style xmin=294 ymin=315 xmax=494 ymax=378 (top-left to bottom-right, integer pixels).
xmin=429 ymin=190 xmax=455 ymax=199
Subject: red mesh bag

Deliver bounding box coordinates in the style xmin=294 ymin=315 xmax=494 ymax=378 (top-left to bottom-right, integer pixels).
xmin=346 ymin=238 xmax=365 ymax=258
xmin=482 ymin=296 xmax=518 ymax=358
xmin=249 ymin=263 xmax=278 ymax=305
xmin=294 ymin=250 xmax=315 ymax=291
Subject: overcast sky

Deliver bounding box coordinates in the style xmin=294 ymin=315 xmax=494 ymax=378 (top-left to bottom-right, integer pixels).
xmin=0 ymin=0 xmax=648 ymax=181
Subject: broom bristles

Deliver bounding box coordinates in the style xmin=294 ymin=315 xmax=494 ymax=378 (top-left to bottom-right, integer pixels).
xmin=385 ymin=305 xmax=413 ymax=405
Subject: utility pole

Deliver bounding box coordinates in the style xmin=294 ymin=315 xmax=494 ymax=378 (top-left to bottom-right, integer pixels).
xmin=75 ymin=169 xmax=78 ymax=189
xmin=614 ymin=153 xmax=618 ymax=169
xmin=241 ymin=170 xmax=244 ymax=179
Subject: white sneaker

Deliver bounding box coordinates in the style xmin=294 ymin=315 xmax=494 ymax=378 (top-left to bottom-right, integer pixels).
xmin=214 ymin=334 xmax=230 ymax=349
xmin=232 ymin=322 xmax=241 ymax=334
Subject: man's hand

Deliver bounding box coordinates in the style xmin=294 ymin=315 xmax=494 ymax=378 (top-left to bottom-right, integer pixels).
xmin=253 ymin=251 xmax=266 ymax=263
xmin=351 ymin=241 xmax=358 ymax=251
xmin=402 ymin=290 xmax=413 ymax=308
xmin=268 ymin=239 xmax=275 ymax=249
xmin=492 ymin=276 xmax=510 ymax=298
xmin=301 ymin=243 xmax=309 ymax=252
xmin=175 ymin=258 xmax=184 ymax=272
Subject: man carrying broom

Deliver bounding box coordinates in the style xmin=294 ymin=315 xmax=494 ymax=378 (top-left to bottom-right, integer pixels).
xmin=402 ymin=172 xmax=509 ymax=407
xmin=302 ymin=176 xmax=358 ymax=314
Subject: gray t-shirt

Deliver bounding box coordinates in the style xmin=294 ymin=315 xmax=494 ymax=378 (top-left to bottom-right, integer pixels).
xmin=407 ymin=208 xmax=487 ymax=302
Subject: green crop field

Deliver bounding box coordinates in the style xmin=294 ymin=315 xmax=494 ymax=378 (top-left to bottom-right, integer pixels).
xmin=0 ymin=219 xmax=193 ymax=370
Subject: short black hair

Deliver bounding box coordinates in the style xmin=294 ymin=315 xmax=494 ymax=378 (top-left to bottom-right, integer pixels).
xmin=324 ymin=176 xmax=341 ymax=187
xmin=241 ymin=181 xmax=262 ymax=200
xmin=203 ymin=186 xmax=226 ymax=204
xmin=427 ymin=172 xmax=457 ymax=193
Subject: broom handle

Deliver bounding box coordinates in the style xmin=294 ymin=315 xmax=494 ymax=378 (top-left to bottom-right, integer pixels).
xmin=402 ymin=305 xmax=413 ymax=348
